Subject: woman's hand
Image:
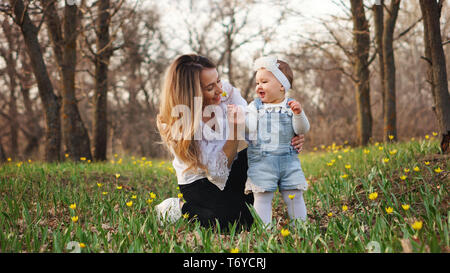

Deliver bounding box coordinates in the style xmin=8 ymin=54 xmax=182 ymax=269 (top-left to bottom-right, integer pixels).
xmin=291 ymin=134 xmax=305 ymax=152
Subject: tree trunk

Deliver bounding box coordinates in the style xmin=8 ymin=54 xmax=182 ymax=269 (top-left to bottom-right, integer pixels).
xmin=0 ymin=140 xmax=6 ymax=162
xmin=42 ymin=0 xmax=92 ymax=161
xmin=420 ymin=0 xmax=450 ymax=153
xmin=350 ymin=0 xmax=372 ymax=146
xmin=2 ymin=20 xmax=19 ymax=157
xmin=10 ymin=0 xmax=61 ymax=162
xmin=373 ymin=1 xmax=385 ymax=119
xmin=19 ymin=52 xmax=43 ymax=158
xmin=93 ymin=0 xmax=112 ymax=161
xmin=382 ymin=0 xmax=400 ymax=142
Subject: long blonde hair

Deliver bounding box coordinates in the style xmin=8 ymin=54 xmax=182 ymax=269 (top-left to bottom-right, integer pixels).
xmin=157 ymin=54 xmax=216 ymax=174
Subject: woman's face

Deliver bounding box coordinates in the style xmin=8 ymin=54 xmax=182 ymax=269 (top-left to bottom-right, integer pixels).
xmin=200 ymin=68 xmax=222 ymax=107
xmin=255 ymin=68 xmax=285 ymax=104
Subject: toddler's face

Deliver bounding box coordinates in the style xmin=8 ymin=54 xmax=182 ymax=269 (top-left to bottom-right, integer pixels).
xmin=255 ymin=69 xmax=285 ymax=104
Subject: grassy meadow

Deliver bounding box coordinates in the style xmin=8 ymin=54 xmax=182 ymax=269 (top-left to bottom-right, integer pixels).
xmin=0 ymin=134 xmax=448 ymax=253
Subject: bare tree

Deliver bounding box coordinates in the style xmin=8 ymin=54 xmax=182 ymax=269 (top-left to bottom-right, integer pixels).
xmin=41 ymin=0 xmax=92 ymax=161
xmin=382 ymin=0 xmax=401 ymax=142
xmin=350 ymin=0 xmax=372 ymax=145
xmin=419 ymin=0 xmax=450 ymax=153
xmin=92 ymin=0 xmax=114 ymax=161
xmin=0 ymin=18 xmax=19 ymax=157
xmin=4 ymin=0 xmax=61 ymax=162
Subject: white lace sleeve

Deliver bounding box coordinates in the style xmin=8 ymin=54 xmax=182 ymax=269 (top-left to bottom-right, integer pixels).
xmin=221 ymin=80 xmax=247 ymax=108
xmin=205 ymin=150 xmax=230 ymax=191
xmin=199 ymin=141 xmax=231 ymax=191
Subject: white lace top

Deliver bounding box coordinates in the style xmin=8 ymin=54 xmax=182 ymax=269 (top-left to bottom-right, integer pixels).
xmin=171 ymin=80 xmax=247 ymax=191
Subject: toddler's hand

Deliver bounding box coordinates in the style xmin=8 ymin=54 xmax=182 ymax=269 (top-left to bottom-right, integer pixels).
xmin=227 ymin=104 xmax=245 ymax=126
xmin=288 ymin=100 xmax=302 ymax=115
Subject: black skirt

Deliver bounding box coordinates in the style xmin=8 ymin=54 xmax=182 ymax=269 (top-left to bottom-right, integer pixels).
xmin=179 ymin=148 xmax=254 ymax=231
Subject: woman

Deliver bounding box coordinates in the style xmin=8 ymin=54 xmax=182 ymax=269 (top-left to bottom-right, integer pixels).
xmin=156 ymin=54 xmax=305 ymax=230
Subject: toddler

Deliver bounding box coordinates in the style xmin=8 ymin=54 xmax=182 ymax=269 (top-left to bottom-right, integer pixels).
xmin=244 ymin=56 xmax=310 ymax=227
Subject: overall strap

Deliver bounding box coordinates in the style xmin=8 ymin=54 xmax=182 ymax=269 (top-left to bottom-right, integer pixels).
xmin=253 ymin=97 xmax=263 ymax=110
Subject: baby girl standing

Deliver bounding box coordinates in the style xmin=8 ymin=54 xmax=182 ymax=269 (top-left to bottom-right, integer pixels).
xmin=245 ymin=56 xmax=310 ymax=227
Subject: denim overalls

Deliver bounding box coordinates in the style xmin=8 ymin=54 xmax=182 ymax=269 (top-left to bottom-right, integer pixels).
xmin=245 ymin=98 xmax=308 ymax=193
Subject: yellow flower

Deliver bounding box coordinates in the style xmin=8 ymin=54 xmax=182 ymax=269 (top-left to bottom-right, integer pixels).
xmin=28 ymin=159 xmax=32 ymax=163
xmin=327 ymin=212 xmax=333 ymax=217
xmin=97 ymin=183 xmax=103 ymax=187
xmin=288 ymin=194 xmax=295 ymax=200
xmin=375 ymin=142 xmax=379 ymax=146
xmin=230 ymin=248 xmax=239 ymax=253
xmin=64 ymin=153 xmax=69 ymax=158
xmin=378 ymin=146 xmax=383 ymax=151
xmin=115 ymin=173 xmax=120 ymax=179
xmin=280 ymin=228 xmax=290 ymax=237
xmin=425 ymin=134 xmax=429 ymax=139
xmin=71 ymin=216 xmax=78 ymax=223
xmin=413 ymin=166 xmax=420 ymax=172
xmin=69 ymin=203 xmax=77 ymax=210
xmin=79 ymin=243 xmax=86 ymax=248
xmin=345 ymin=164 xmax=351 ymax=169
xmin=412 ymin=221 xmax=423 ymax=231
xmin=424 ymin=161 xmax=430 ymax=165
xmin=313 ymin=147 xmax=318 ymax=151
xmin=363 ymin=149 xmax=370 ymax=154
xmin=337 ymin=155 xmax=343 ymax=159
xmin=342 ymin=205 xmax=348 ymax=212
xmin=116 ymin=186 xmax=122 ymax=190
xmin=411 ymin=137 xmax=415 ymax=141
xmin=404 ymin=168 xmax=410 ymax=173
xmin=432 ymin=132 xmax=438 ymax=136
xmin=341 ymin=174 xmax=348 ymax=179
xmin=7 ymin=157 xmax=12 ymax=162
xmin=183 ymin=213 xmax=189 ymax=219
xmin=388 ymin=135 xmax=394 ymax=140
xmin=131 ymin=195 xmax=137 ymax=199
xmin=178 ymin=193 xmax=183 ymax=199
xmin=221 ymin=91 xmax=227 ymax=97
xmin=389 ymin=149 xmax=398 ymax=155
xmin=385 ymin=207 xmax=394 ymax=214
xmin=149 ymin=192 xmax=156 ymax=199
xmin=126 ymin=201 xmax=133 ymax=207
xmin=327 ymin=162 xmax=333 ymax=167
xmin=368 ymin=192 xmax=378 ymax=201
xmin=434 ymin=167 xmax=443 ymax=173
xmin=80 ymin=157 xmax=86 ymax=161
xmin=114 ymin=153 xmax=118 ymax=158
xmin=401 ymin=204 xmax=410 ymax=211
xmin=383 ymin=158 xmax=389 ymax=163
xmin=400 ymin=175 xmax=407 ymax=180
xmin=102 ymin=192 xmax=108 ymax=195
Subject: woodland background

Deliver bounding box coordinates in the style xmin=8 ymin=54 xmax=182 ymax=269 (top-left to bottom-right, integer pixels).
xmin=0 ymin=0 xmax=449 ymax=161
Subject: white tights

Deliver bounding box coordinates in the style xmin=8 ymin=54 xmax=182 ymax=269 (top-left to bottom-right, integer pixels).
xmin=253 ymin=190 xmax=307 ymax=226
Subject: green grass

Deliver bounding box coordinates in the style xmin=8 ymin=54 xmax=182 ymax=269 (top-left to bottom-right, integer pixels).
xmin=0 ymin=137 xmax=448 ymax=253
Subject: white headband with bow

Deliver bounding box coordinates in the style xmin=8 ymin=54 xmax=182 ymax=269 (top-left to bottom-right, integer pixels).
xmin=253 ymin=56 xmax=291 ymax=91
